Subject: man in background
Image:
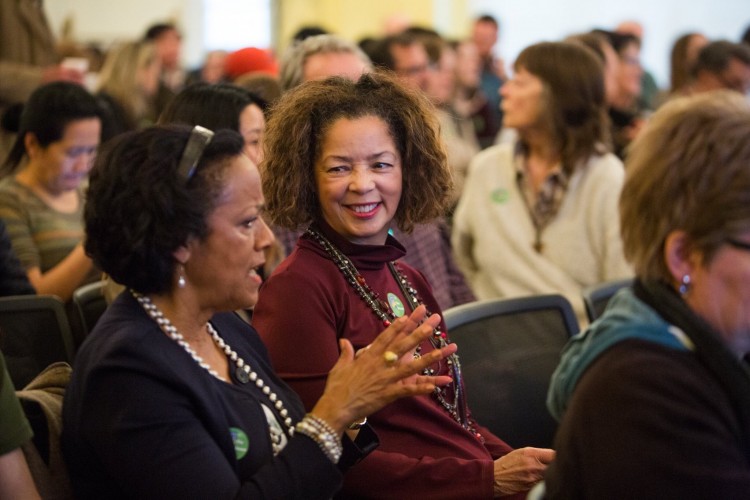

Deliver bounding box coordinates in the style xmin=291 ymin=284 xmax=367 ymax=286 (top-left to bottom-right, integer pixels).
xmin=471 ymin=14 xmax=506 ymax=148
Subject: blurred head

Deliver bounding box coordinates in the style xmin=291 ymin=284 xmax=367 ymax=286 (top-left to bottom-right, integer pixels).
xmin=2 ymin=82 xmax=101 ymax=193
xmin=144 ymin=23 xmax=182 ymax=71
xmin=454 ymin=40 xmax=481 ymax=89
xmin=566 ymin=32 xmax=620 ymax=105
xmin=426 ymin=42 xmax=457 ymax=106
xmin=692 ymin=40 xmax=750 ymax=94
xmin=200 ymin=50 xmax=228 ymax=84
xmin=280 ymin=34 xmax=371 ymax=91
xmin=262 ymin=72 xmax=451 ymax=234
xmin=86 ymin=126 xmax=274 ymax=308
xmin=670 ymin=32 xmax=709 ymax=93
xmin=620 ymin=91 xmax=750 ymax=350
xmin=472 ymin=15 xmax=499 ymax=59
xmin=615 ymin=20 xmax=644 ymax=41
xmin=596 ymin=30 xmax=643 ymax=107
xmin=159 ymin=83 xmax=267 ymax=164
xmin=370 ymin=33 xmax=431 ymax=91
xmin=98 ymin=41 xmax=161 ymax=119
xmin=502 ymin=41 xmax=609 ymax=173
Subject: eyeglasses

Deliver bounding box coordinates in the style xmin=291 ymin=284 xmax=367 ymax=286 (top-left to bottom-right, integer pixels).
xmin=726 ymin=238 xmax=750 ymax=252
xmin=177 ymin=125 xmax=214 ymax=184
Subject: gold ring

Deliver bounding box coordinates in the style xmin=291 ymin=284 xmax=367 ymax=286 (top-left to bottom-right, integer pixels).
xmin=383 ymin=351 xmax=398 ymax=365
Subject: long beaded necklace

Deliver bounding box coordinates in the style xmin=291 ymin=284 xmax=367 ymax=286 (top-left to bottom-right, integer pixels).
xmin=306 ymin=228 xmax=481 ymax=439
xmin=132 ymin=290 xmax=295 ymax=454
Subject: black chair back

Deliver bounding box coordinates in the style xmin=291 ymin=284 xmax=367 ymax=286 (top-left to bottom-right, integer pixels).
xmin=582 ymin=278 xmax=633 ymax=323
xmin=0 ymin=295 xmax=75 ymax=390
xmin=444 ymin=294 xmax=579 ymax=449
xmin=70 ymin=280 xmax=107 ymax=346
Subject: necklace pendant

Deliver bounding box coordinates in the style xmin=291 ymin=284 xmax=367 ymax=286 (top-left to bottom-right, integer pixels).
xmin=236 ymin=366 xmax=250 ymax=384
xmin=533 ymin=240 xmax=544 ymax=253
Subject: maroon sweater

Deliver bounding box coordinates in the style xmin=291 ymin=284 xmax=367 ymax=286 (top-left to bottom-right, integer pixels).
xmin=254 ymin=221 xmax=515 ymax=499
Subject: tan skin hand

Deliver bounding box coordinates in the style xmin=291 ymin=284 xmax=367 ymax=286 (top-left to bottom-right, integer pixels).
xmin=311 ymin=305 xmax=456 ymax=434
xmin=493 ymin=447 xmax=555 ymax=497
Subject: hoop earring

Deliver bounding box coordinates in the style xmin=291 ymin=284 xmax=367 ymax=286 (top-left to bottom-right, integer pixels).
xmin=678 ymin=274 xmax=691 ymax=296
xmin=178 ymin=265 xmax=186 ymax=289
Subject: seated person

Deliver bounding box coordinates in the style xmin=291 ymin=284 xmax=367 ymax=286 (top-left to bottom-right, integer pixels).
xmin=545 ymin=90 xmax=750 ymax=497
xmin=0 ymin=82 xmax=100 ymax=301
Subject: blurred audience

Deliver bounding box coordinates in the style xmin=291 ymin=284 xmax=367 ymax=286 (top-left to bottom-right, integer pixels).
xmin=368 ymin=31 xmax=431 ymax=92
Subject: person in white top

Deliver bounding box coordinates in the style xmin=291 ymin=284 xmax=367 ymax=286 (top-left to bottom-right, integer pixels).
xmin=452 ymin=41 xmax=632 ymax=322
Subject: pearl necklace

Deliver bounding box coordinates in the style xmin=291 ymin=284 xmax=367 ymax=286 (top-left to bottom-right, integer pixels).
xmin=306 ymin=228 xmax=481 ymax=439
xmin=131 ymin=291 xmax=295 ymax=453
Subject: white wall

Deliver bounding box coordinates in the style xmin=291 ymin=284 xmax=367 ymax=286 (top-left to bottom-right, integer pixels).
xmin=469 ymin=0 xmax=749 ymax=88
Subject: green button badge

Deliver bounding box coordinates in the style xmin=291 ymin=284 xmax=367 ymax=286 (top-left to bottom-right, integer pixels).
xmin=387 ymin=292 xmax=405 ymax=317
xmin=490 ymin=188 xmax=509 ymax=204
xmin=230 ymin=427 xmax=249 ymax=459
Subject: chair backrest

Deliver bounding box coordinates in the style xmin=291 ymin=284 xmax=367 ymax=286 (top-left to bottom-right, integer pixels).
xmin=0 ymin=295 xmax=75 ymax=390
xmin=70 ymin=280 xmax=107 ymax=346
xmin=582 ymin=278 xmax=633 ymax=323
xmin=444 ymin=294 xmax=579 ymax=449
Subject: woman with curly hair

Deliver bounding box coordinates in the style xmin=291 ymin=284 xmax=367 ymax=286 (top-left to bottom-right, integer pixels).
xmin=253 ymin=72 xmax=553 ymax=499
xmin=452 ymin=41 xmax=631 ymax=323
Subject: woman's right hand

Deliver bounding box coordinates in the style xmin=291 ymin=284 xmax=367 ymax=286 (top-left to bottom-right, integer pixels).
xmin=493 ymin=447 xmax=555 ymax=497
xmin=311 ymin=305 xmax=456 ymax=434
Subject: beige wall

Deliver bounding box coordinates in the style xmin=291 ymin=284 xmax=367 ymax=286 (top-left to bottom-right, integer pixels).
xmin=276 ymin=0 xmax=470 ymax=53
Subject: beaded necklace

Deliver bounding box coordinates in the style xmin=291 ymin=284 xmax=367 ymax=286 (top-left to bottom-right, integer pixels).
xmin=132 ymin=290 xmax=295 ymax=454
xmin=306 ymin=227 xmax=481 ymax=439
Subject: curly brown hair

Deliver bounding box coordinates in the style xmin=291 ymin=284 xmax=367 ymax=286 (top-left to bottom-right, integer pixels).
xmin=261 ymin=71 xmax=451 ymax=233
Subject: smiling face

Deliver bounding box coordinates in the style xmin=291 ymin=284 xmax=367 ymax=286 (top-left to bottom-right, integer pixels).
xmin=500 ymin=67 xmax=544 ymax=132
xmin=239 ymin=103 xmax=265 ymax=165
xmin=314 ymin=115 xmax=402 ymax=245
xmin=25 ymin=117 xmax=101 ymax=195
xmin=183 ymin=155 xmax=274 ymax=310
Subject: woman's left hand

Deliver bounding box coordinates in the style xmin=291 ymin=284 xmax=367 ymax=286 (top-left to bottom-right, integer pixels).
xmin=493 ymin=447 xmax=556 ymax=497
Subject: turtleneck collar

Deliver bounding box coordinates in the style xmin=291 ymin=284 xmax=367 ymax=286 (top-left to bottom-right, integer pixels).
xmin=300 ymin=217 xmax=406 ymax=271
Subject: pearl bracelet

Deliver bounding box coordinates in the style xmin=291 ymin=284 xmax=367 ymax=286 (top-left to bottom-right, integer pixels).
xmin=295 ymin=414 xmax=343 ymax=463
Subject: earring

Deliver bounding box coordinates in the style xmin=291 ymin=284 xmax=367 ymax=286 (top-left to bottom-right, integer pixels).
xmin=177 ymin=265 xmax=186 ymax=289
xmin=678 ymin=274 xmax=691 ymax=296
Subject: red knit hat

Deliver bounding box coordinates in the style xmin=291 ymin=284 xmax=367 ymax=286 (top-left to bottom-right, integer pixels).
xmin=224 ymin=47 xmax=278 ymax=80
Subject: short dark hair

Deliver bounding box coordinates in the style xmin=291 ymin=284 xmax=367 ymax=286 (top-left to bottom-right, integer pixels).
xmin=143 ymin=22 xmax=179 ymax=41
xmin=368 ymin=32 xmax=423 ymax=71
xmin=85 ymin=126 xmax=244 ymax=294
xmin=476 ymin=14 xmax=499 ymax=28
xmin=593 ymin=29 xmax=640 ymax=55
xmin=159 ymin=83 xmax=267 ymax=129
xmin=2 ymin=82 xmax=101 ymax=175
xmin=693 ymin=40 xmax=750 ymax=77
xmin=262 ymin=71 xmax=451 ymax=232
